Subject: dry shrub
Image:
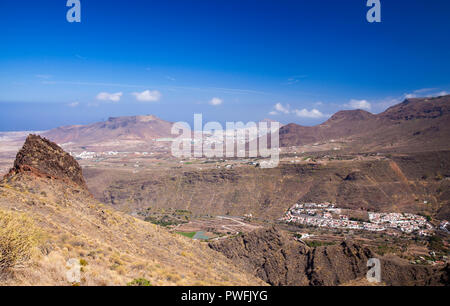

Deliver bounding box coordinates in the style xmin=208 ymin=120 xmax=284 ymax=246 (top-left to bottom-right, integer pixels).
xmin=0 ymin=209 xmax=41 ymax=273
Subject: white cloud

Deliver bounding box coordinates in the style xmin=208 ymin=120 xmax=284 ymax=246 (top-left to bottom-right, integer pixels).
xmin=269 ymin=103 xmax=328 ymax=119
xmin=294 ymin=108 xmax=327 ymax=119
xmin=345 ymin=99 xmax=372 ymax=111
xmin=436 ymin=91 xmax=448 ymax=97
xmin=96 ymin=92 xmax=123 ymax=102
xmin=209 ymin=97 xmax=223 ymax=106
xmin=404 ymin=94 xmax=416 ymax=99
xmin=68 ymin=101 xmax=79 ymax=107
xmin=274 ymin=103 xmax=290 ymax=114
xmin=132 ymin=90 xmax=162 ymax=102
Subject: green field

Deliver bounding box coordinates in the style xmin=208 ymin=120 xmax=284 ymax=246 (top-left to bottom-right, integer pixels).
xmin=176 ymin=231 xmax=196 ymax=238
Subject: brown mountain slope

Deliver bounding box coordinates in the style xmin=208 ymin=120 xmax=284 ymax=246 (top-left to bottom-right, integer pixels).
xmin=87 ymin=150 xmax=450 ymax=221
xmin=43 ymin=115 xmax=173 ymax=145
xmin=0 ymin=135 xmax=264 ymax=286
xmin=279 ymin=109 xmax=379 ymax=147
xmin=279 ymin=95 xmax=450 ymax=152
xmin=209 ymin=227 xmax=450 ymax=286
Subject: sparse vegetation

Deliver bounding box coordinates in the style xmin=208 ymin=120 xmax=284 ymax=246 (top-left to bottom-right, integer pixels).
xmin=127 ymin=278 xmax=152 ymax=287
xmin=435 ymin=173 xmax=444 ymax=181
xmin=0 ymin=209 xmax=42 ymax=274
xmin=127 ymin=278 xmax=152 ymax=286
xmin=428 ymin=235 xmax=447 ymax=254
xmin=376 ymin=243 xmax=398 ymax=256
xmin=305 ymin=240 xmax=335 ymax=248
xmin=144 ymin=215 xmax=186 ymax=227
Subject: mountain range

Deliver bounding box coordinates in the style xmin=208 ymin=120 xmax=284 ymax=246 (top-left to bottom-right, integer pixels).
xmin=44 ymin=115 xmax=174 ymax=145
xmin=37 ymin=95 xmax=450 ymax=154
xmin=279 ymin=95 xmax=450 ymax=152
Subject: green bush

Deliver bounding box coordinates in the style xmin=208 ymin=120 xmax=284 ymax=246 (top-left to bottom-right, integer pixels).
xmin=127 ymin=278 xmax=152 ymax=286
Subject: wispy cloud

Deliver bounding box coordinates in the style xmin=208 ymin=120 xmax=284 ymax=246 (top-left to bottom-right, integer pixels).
xmin=43 ymin=80 xmax=143 ymax=88
xmin=96 ymin=92 xmax=123 ymax=102
xmin=285 ymin=75 xmax=307 ymax=85
xmin=132 ymin=90 xmax=162 ymax=102
xmin=67 ymin=101 xmax=79 ymax=107
xmin=209 ymin=97 xmax=223 ymax=106
xmin=412 ymin=88 xmax=438 ymax=94
xmin=41 ymin=80 xmax=267 ymax=95
xmin=75 ymin=54 xmax=87 ymax=60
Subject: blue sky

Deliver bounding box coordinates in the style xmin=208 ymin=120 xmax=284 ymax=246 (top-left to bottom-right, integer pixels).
xmin=1 ymin=0 xmax=449 ymax=131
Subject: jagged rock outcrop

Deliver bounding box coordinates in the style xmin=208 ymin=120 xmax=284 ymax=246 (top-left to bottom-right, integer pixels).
xmin=6 ymin=134 xmax=88 ymax=189
xmin=209 ymin=227 xmax=450 ymax=286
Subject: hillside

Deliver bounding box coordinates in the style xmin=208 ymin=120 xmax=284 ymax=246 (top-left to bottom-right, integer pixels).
xmin=279 ymin=95 xmax=450 ymax=152
xmin=43 ymin=115 xmax=173 ymax=151
xmin=0 ymin=135 xmax=264 ymax=286
xmin=86 ymin=150 xmax=450 ymax=221
xmin=209 ymin=227 xmax=449 ymax=286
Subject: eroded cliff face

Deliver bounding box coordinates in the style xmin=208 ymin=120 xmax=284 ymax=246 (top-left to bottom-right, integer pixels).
xmin=209 ymin=227 xmax=450 ymax=286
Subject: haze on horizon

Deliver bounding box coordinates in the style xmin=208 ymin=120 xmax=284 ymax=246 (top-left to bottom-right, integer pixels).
xmin=1 ymin=0 xmax=450 ymax=131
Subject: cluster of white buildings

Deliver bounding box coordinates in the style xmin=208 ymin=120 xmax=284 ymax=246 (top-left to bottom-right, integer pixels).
xmin=70 ymin=151 xmax=151 ymax=160
xmin=282 ymin=202 xmax=435 ymax=236
xmin=71 ymin=151 xmax=98 ymax=160
xmin=368 ymin=212 xmax=433 ymax=234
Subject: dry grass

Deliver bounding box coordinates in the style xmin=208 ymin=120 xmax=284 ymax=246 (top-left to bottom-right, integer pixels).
xmin=0 ymin=209 xmax=42 ymax=274
xmin=0 ymin=173 xmax=265 ymax=286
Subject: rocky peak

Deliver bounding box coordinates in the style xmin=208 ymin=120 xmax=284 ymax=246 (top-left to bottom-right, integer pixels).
xmin=9 ymin=134 xmax=88 ymax=189
xmin=326 ymin=109 xmax=375 ymax=123
xmin=381 ymin=95 xmax=450 ymax=121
